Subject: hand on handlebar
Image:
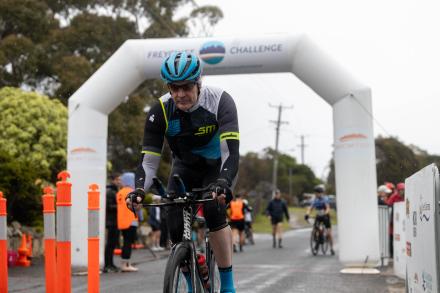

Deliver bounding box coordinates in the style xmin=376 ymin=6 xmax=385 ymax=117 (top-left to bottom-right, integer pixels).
xmin=125 ymin=188 xmax=145 ymax=214
xmin=304 ymin=214 xmax=310 ymax=221
xmin=210 ymin=178 xmax=232 ymax=205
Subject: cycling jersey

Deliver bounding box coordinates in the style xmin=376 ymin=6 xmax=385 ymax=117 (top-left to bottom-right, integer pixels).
xmin=311 ymin=196 xmax=329 ymax=211
xmin=134 ymin=85 xmax=240 ymax=241
xmin=135 ymin=86 xmax=239 ymax=191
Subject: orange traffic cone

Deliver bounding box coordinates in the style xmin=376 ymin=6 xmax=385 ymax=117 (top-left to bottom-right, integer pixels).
xmin=16 ymin=234 xmax=30 ymax=267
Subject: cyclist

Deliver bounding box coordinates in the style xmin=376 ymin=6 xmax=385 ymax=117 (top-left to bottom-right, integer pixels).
xmin=243 ymin=198 xmax=254 ymax=245
xmin=266 ymin=189 xmax=290 ymax=248
xmin=304 ymin=185 xmax=335 ymax=255
xmin=228 ymin=194 xmax=246 ymax=252
xmin=126 ymin=51 xmax=239 ymax=293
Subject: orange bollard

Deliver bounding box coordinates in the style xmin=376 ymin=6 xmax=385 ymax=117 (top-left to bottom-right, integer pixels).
xmin=0 ymin=191 xmax=8 ymax=293
xmin=88 ymin=184 xmax=100 ymax=293
xmin=16 ymin=234 xmax=30 ymax=267
xmin=56 ymin=171 xmax=72 ymax=293
xmin=43 ymin=186 xmax=56 ymax=293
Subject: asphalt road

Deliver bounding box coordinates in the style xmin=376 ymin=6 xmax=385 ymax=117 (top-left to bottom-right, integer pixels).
xmin=8 ymin=227 xmax=405 ymax=293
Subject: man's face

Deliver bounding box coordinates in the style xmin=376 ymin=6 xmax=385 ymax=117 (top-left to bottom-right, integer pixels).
xmin=168 ymin=82 xmax=198 ymax=111
xmin=113 ymin=176 xmax=121 ymax=188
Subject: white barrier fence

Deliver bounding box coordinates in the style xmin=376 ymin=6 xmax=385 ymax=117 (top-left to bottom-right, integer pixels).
xmin=378 ymin=205 xmax=390 ymax=266
xmin=405 ymin=163 xmax=439 ymax=292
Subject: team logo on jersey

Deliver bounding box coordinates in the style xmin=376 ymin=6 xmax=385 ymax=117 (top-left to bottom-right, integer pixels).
xmin=195 ymin=125 xmax=216 ymax=136
xmin=199 ymin=41 xmax=225 ymax=65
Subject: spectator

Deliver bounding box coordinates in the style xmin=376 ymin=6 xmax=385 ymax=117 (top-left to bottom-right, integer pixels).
xmin=103 ymin=173 xmax=121 ymax=273
xmin=116 ymin=172 xmax=139 ymax=272
xmin=386 ymin=182 xmax=405 ymax=258
xmin=266 ymin=189 xmax=290 ymax=248
xmin=148 ymin=195 xmax=164 ymax=251
xmin=228 ymin=194 xmax=246 ymax=252
xmin=377 ymin=185 xmax=391 ymax=205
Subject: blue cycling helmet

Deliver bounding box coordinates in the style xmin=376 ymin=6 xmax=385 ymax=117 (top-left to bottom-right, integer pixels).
xmin=160 ymin=51 xmax=202 ymax=84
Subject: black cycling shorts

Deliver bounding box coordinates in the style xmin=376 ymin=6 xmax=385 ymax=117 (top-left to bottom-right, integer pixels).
xmin=271 ymin=216 xmax=283 ymax=225
xmin=165 ymin=159 xmax=228 ymax=244
xmin=315 ymin=214 xmax=331 ymax=229
xmin=229 ymin=219 xmax=245 ymax=231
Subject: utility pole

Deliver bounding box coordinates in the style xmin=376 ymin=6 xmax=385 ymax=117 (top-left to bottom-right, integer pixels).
xmin=297 ymin=134 xmax=308 ymax=165
xmin=269 ymin=103 xmax=293 ymax=194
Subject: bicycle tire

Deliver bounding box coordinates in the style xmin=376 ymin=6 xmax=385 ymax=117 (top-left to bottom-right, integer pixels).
xmin=310 ymin=228 xmax=319 ymax=256
xmin=206 ymin=247 xmax=221 ymax=293
xmin=164 ymin=243 xmax=202 ymax=293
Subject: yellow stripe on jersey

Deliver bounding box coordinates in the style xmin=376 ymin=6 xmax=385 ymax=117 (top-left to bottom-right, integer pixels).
xmin=220 ymin=132 xmax=239 ymax=141
xmin=159 ymin=99 xmax=168 ymax=132
xmin=141 ymin=150 xmax=161 ymax=156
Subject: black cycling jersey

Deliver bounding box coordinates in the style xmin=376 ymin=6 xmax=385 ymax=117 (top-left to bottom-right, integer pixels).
xmin=135 ymin=85 xmax=240 ymax=191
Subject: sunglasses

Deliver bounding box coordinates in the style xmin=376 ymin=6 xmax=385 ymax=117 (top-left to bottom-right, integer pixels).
xmin=168 ymin=82 xmax=197 ymax=92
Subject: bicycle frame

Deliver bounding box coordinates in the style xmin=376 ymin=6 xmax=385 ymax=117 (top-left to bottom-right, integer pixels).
xmin=142 ymin=175 xmax=218 ymax=293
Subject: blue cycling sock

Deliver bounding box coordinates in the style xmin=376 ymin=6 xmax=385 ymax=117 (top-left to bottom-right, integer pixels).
xmin=218 ymin=266 xmax=236 ymax=293
xmin=182 ymin=271 xmax=193 ymax=293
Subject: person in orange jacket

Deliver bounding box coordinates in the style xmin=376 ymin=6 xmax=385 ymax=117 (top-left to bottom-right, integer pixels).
xmin=116 ymin=172 xmax=139 ymax=272
xmin=228 ymin=194 xmax=246 ymax=252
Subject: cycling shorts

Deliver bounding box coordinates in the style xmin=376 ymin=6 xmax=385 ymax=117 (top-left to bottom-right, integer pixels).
xmin=165 ymin=159 xmax=228 ymax=244
xmin=229 ymin=219 xmax=245 ymax=231
xmin=315 ymin=214 xmax=331 ymax=229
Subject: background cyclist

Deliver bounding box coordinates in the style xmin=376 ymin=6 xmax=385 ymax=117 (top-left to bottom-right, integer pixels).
xmin=126 ymin=51 xmax=239 ymax=293
xmin=304 ymin=185 xmax=335 ymax=255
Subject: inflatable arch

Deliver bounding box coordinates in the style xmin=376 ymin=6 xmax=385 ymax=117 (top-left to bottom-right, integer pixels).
xmin=68 ymin=34 xmax=379 ymax=267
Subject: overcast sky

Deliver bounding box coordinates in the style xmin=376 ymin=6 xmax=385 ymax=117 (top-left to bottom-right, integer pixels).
xmin=189 ymin=0 xmax=440 ymax=179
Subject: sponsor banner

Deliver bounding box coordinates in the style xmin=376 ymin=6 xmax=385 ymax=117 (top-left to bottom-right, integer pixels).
xmin=144 ymin=37 xmax=290 ymax=75
xmin=405 ymin=164 xmax=439 ymax=293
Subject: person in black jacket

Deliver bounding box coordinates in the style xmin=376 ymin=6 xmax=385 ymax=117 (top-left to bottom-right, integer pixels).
xmin=266 ymin=189 xmax=290 ymax=248
xmin=103 ymin=173 xmax=121 ymax=273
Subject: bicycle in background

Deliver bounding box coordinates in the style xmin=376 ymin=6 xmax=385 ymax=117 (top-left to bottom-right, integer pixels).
xmin=307 ymin=214 xmax=329 ymax=256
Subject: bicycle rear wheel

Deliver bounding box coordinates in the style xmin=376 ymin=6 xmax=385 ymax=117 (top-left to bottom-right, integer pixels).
xmin=310 ymin=228 xmax=319 ymax=256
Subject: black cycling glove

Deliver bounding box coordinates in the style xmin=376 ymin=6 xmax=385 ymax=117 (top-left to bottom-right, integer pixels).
xmin=211 ymin=178 xmax=233 ymax=204
xmin=125 ymin=188 xmax=146 ymax=206
xmin=304 ymin=214 xmax=309 ymax=221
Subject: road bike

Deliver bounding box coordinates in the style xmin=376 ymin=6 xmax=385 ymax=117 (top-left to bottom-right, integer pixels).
xmin=140 ymin=175 xmax=221 ymax=293
xmin=309 ymin=216 xmax=329 ymax=256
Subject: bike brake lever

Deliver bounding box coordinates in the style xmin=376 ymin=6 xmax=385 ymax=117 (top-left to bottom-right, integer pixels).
xmin=173 ymin=174 xmax=186 ymax=197
xmin=152 ymin=177 xmax=167 ymax=198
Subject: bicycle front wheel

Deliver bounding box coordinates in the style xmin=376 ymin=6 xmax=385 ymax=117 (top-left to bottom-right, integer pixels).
xmin=310 ymin=229 xmax=319 ymax=256
xmin=207 ymin=248 xmax=221 ymax=293
xmin=164 ymin=243 xmax=202 ymax=293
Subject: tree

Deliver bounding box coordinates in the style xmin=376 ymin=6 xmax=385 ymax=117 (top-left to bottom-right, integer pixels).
xmin=375 ymin=136 xmax=420 ymax=184
xmin=326 ymin=136 xmax=440 ymax=192
xmin=0 ymin=0 xmax=224 ymax=183
xmin=0 ymin=87 xmax=67 ymax=224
